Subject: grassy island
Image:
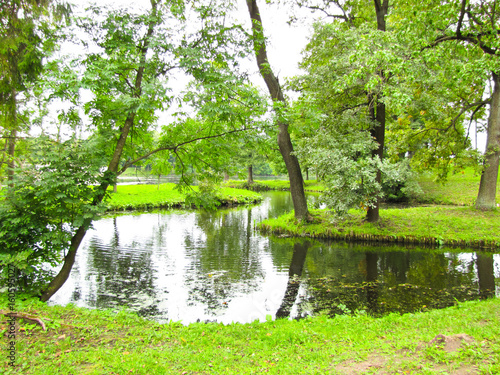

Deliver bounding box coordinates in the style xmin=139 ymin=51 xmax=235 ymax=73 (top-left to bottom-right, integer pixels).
xmin=242 ymin=171 xmax=500 ymax=249
xmin=105 ymin=183 xmax=262 ymax=211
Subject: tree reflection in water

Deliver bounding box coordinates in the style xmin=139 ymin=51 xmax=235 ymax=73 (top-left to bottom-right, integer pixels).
xmin=47 ymin=192 xmax=500 ymax=323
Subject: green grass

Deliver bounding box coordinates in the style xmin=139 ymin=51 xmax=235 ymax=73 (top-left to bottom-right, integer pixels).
xmin=414 ymin=169 xmax=498 ymax=206
xmin=256 ymin=169 xmax=500 ymax=249
xmin=224 ymin=179 xmax=325 ymax=192
xmin=3 ymin=295 xmax=499 ymax=374
xmin=105 ymin=184 xmax=262 ymax=211
xmin=258 ymin=206 xmax=500 ymax=249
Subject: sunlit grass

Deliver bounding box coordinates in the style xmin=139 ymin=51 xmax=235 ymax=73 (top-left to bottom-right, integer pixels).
xmin=105 ymin=183 xmax=262 ymax=211
xmin=224 ymin=179 xmax=325 ymax=192
xmin=258 ymin=206 xmax=500 ymax=249
xmin=415 ymin=168 xmax=500 ymax=206
xmin=3 ymin=295 xmax=499 ymax=374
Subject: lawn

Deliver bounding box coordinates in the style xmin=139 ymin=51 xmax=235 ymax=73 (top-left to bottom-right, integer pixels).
xmin=2 ymin=295 xmax=499 ymax=374
xmin=105 ymin=183 xmax=262 ymax=211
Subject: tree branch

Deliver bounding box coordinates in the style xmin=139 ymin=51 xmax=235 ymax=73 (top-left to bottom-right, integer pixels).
xmin=117 ymin=126 xmax=258 ymax=175
xmin=456 ymin=0 xmax=467 ymax=36
xmin=0 ymin=311 xmax=46 ymax=331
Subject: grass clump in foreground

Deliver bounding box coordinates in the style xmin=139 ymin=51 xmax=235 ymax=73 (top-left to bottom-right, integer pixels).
xmin=258 ymin=206 xmax=500 ymax=249
xmin=105 ymin=183 xmax=261 ymax=211
xmin=2 ymin=296 xmax=499 ymax=374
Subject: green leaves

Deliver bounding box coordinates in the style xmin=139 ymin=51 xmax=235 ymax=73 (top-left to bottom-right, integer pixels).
xmin=0 ymin=137 xmax=108 ymax=277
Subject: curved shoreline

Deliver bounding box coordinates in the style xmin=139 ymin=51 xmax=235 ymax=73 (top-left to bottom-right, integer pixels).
xmin=257 ymin=208 xmax=500 ymax=250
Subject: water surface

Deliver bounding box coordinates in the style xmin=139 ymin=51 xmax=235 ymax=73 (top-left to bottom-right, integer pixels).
xmin=49 ymin=192 xmax=500 ymax=324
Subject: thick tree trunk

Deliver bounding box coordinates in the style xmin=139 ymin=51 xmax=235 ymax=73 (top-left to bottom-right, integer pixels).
xmin=40 ymin=222 xmax=90 ymax=301
xmin=247 ymin=164 xmax=254 ymax=184
xmin=366 ymin=100 xmax=386 ymax=222
xmin=366 ymin=0 xmax=388 ymax=223
xmin=476 ymin=72 xmax=500 ymax=210
xmin=246 ymin=0 xmax=310 ymax=221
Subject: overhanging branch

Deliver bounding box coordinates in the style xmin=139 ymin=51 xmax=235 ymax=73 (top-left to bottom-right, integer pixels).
xmin=117 ymin=125 xmax=258 ymax=175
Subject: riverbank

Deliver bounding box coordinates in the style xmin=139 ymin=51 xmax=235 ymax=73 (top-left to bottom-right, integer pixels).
xmin=257 ymin=206 xmax=500 ymax=249
xmin=2 ymin=295 xmax=499 ymax=374
xmin=224 ymin=179 xmax=325 ymax=192
xmin=105 ymin=183 xmax=262 ymax=211
xmin=249 ymin=170 xmax=500 ymax=249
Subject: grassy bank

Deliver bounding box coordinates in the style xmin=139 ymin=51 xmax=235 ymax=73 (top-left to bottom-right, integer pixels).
xmin=256 ymin=169 xmax=500 ymax=249
xmin=105 ymin=184 xmax=261 ymax=211
xmin=224 ymin=179 xmax=325 ymax=192
xmin=257 ymin=206 xmax=500 ymax=249
xmin=2 ymin=296 xmax=499 ymax=374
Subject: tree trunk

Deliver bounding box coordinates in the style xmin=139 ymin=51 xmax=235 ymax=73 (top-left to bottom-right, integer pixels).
xmin=366 ymin=99 xmax=386 ymax=222
xmin=40 ymin=115 xmax=137 ymax=302
xmin=40 ymin=2 xmax=158 ymax=301
xmin=366 ymin=0 xmax=388 ymax=223
xmin=40 ymin=222 xmax=90 ymax=301
xmin=6 ymin=128 xmax=16 ymax=183
xmin=246 ymin=0 xmax=310 ymax=221
xmin=247 ymin=164 xmax=254 ymax=184
xmin=476 ymin=72 xmax=500 ymax=210
xmin=6 ymin=85 xmax=18 ymax=185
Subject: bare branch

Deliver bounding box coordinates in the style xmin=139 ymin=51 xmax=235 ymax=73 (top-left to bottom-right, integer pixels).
xmin=0 ymin=311 xmax=46 ymax=331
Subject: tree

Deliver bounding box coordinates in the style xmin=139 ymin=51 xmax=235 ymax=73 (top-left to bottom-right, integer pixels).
xmin=292 ymin=0 xmax=486 ymax=217
xmin=0 ymin=0 xmax=266 ymax=300
xmin=0 ymin=0 xmax=68 ymax=183
xmin=245 ymin=0 xmax=311 ymax=221
xmin=396 ymin=0 xmax=500 ymax=209
xmin=293 ymin=6 xmax=417 ymax=217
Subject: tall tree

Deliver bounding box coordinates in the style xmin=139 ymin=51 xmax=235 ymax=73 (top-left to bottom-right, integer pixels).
xmin=399 ymin=0 xmax=500 ymax=209
xmin=0 ymin=0 xmax=65 ymax=183
xmin=246 ymin=0 xmax=311 ymax=221
xmin=365 ymin=0 xmax=388 ymax=222
xmin=27 ymin=0 xmax=263 ymax=301
xmin=0 ymin=0 xmax=265 ymax=297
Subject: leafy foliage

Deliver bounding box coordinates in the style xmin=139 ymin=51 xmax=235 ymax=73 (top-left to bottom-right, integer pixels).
xmin=0 ymin=137 xmax=108 ymax=292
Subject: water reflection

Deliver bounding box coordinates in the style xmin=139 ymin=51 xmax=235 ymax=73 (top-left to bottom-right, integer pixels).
xmin=49 ymin=192 xmax=500 ymax=324
xmin=302 ymin=247 xmax=499 ymax=317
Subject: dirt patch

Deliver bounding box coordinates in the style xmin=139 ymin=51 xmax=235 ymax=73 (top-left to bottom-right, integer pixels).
xmin=426 ymin=333 xmax=475 ymax=353
xmin=334 ymin=355 xmax=388 ymax=375
xmin=333 ymin=334 xmax=479 ymax=374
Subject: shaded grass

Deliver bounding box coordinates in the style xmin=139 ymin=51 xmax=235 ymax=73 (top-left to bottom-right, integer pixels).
xmin=415 ymin=169 xmax=500 ymax=206
xmin=3 ymin=296 xmax=499 ymax=374
xmin=258 ymin=206 xmax=500 ymax=249
xmin=105 ymin=184 xmax=262 ymax=211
